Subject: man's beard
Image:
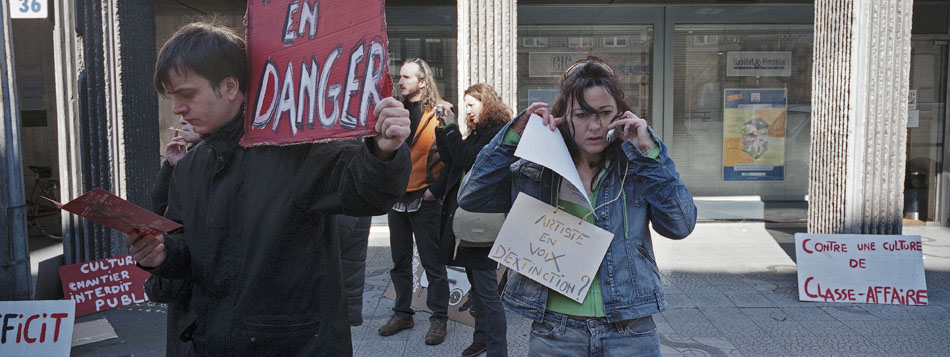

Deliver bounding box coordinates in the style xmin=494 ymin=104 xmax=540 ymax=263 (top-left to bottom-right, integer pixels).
xmin=403 ymin=88 xmax=422 ymax=102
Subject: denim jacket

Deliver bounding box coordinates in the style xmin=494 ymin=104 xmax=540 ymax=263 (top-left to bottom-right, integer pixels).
xmin=457 ymin=119 xmax=697 ymax=323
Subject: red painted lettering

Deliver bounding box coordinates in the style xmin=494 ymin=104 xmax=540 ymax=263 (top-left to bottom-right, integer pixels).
xmin=50 ymin=313 xmax=68 ymax=342
xmin=804 ymin=277 xmax=818 ymax=298
xmin=22 ymin=314 xmax=38 ymax=343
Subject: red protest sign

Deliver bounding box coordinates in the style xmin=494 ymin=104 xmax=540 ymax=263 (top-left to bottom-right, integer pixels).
xmin=242 ymin=0 xmax=393 ymax=147
xmin=59 ymin=255 xmax=151 ymax=317
xmin=55 ymin=188 xmax=182 ymax=236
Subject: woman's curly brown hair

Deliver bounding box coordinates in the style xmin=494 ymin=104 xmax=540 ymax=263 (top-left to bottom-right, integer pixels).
xmin=463 ymin=83 xmax=512 ymax=135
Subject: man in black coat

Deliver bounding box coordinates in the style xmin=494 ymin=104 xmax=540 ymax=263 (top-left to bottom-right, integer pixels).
xmin=144 ymin=117 xmax=201 ymax=356
xmin=125 ymin=23 xmax=412 ymax=355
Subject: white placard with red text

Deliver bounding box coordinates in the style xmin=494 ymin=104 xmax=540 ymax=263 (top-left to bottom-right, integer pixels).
xmin=795 ymin=233 xmax=928 ymax=305
xmin=0 ymin=300 xmax=75 ymax=356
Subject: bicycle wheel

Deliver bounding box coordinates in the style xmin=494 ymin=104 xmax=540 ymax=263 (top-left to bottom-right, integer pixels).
xmin=27 ymin=181 xmax=63 ymax=239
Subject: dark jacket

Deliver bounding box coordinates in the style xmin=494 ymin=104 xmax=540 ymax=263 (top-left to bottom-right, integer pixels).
xmin=147 ymin=114 xmax=411 ymax=356
xmin=433 ymin=122 xmax=504 ymax=269
xmin=145 ymin=159 xmax=195 ymax=356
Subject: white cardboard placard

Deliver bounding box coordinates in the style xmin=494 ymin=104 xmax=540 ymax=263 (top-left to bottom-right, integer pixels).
xmin=0 ymin=300 xmax=76 ymax=356
xmin=795 ymin=233 xmax=928 ymax=305
xmin=491 ymin=193 xmax=614 ymax=303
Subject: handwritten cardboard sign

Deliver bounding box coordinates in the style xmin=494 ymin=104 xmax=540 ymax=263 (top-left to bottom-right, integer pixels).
xmin=58 ymin=255 xmax=151 ymax=317
xmin=242 ymin=0 xmax=393 ymax=147
xmin=55 ymin=188 xmax=182 ymax=236
xmin=491 ymin=193 xmax=614 ymax=303
xmin=0 ymin=300 xmax=75 ymax=356
xmin=795 ymin=233 xmax=928 ymax=305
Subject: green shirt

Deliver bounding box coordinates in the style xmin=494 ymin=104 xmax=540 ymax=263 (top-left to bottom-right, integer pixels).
xmin=546 ymin=166 xmax=610 ymax=317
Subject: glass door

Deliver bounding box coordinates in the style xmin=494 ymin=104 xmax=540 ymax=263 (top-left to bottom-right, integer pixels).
xmin=906 ymin=38 xmax=948 ymax=223
xmin=665 ymin=5 xmax=814 ymax=221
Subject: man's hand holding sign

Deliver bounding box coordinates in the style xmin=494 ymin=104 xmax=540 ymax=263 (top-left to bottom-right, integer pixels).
xmin=372 ymin=97 xmax=411 ymax=160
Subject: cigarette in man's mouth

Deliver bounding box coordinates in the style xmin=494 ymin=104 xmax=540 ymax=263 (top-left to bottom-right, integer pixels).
xmin=167 ymin=127 xmax=186 ymax=133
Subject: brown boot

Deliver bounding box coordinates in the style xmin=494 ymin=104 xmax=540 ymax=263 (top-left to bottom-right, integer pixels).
xmin=424 ymin=319 xmax=447 ymax=345
xmin=378 ymin=315 xmax=413 ymax=336
xmin=461 ymin=342 xmax=487 ymax=357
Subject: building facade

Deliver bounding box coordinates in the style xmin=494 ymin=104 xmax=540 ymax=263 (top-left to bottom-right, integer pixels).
xmin=11 ymin=0 xmax=950 ymax=258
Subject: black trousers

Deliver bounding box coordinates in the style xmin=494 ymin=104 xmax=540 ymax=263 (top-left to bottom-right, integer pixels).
xmin=388 ymin=199 xmax=449 ymax=321
xmin=467 ymin=268 xmax=508 ymax=356
xmin=338 ymin=215 xmax=372 ymax=326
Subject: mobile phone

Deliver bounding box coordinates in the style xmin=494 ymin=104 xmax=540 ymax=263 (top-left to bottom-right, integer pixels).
xmin=606 ymin=128 xmax=621 ymax=143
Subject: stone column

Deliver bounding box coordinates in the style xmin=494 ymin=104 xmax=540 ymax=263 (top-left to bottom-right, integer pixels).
xmin=52 ymin=0 xmax=159 ymax=264
xmin=457 ymin=0 xmax=517 ymax=132
xmin=809 ymin=0 xmax=914 ymax=234
xmin=0 ymin=0 xmax=31 ymax=300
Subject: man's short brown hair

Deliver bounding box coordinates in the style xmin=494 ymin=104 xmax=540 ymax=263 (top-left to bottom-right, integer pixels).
xmin=154 ymin=22 xmax=247 ymax=95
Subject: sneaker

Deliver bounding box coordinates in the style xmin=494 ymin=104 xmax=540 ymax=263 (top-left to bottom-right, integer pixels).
xmin=461 ymin=342 xmax=487 ymax=357
xmin=424 ymin=319 xmax=447 ymax=345
xmin=378 ymin=315 xmax=413 ymax=336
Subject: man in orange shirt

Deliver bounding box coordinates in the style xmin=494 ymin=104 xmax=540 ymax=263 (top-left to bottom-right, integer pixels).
xmin=379 ymin=58 xmax=450 ymax=345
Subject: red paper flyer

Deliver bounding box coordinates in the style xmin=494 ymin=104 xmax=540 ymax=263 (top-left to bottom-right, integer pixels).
xmin=54 ymin=188 xmax=182 ymax=236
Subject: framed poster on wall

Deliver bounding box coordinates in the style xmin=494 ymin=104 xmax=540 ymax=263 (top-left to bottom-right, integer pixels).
xmin=723 ymin=88 xmax=787 ymax=181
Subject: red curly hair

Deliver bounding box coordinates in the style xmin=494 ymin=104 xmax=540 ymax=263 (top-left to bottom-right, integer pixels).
xmin=463 ymin=83 xmax=512 ymax=135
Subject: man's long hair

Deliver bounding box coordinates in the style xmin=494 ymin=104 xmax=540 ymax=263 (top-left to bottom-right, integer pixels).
xmin=405 ymin=58 xmax=442 ymax=112
xmin=463 ymin=83 xmax=511 ymax=135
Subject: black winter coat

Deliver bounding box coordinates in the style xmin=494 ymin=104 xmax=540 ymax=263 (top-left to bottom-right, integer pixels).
xmin=147 ymin=114 xmax=411 ymax=356
xmin=433 ymin=122 xmax=504 ymax=269
xmin=145 ymin=159 xmax=195 ymax=356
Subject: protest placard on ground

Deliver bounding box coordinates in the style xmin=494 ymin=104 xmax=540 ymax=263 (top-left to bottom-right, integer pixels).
xmin=242 ymin=0 xmax=393 ymax=146
xmin=491 ymin=193 xmax=614 ymax=303
xmin=795 ymin=233 xmax=928 ymax=305
xmin=0 ymin=300 xmax=75 ymax=356
xmin=59 ymin=254 xmax=151 ymax=317
xmin=382 ymin=246 xmax=506 ymax=326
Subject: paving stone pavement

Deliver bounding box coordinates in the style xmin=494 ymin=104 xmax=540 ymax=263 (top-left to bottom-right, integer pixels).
xmin=66 ymin=222 xmax=950 ymax=356
xmin=354 ymin=223 xmax=950 ymax=357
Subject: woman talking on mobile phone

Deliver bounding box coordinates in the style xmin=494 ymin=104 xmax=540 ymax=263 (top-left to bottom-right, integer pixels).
xmin=458 ymin=57 xmax=696 ymax=356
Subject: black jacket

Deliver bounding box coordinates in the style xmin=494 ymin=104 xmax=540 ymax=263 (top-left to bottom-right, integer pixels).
xmin=145 ymin=159 xmax=195 ymax=356
xmin=433 ymin=123 xmax=503 ymax=269
xmin=147 ymin=113 xmax=411 ymax=356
